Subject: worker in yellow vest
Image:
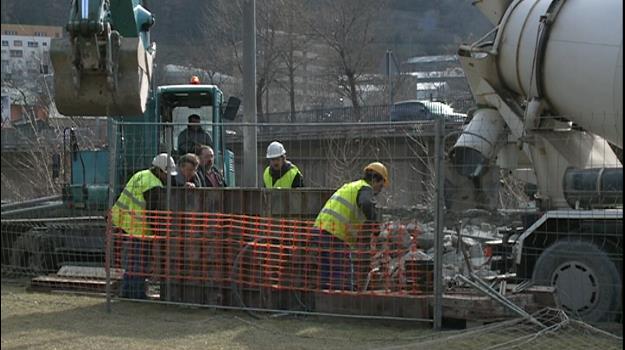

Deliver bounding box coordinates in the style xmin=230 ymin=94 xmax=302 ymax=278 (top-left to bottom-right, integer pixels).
xmin=263 ymin=141 xmax=304 ymax=188
xmin=111 ymin=153 xmax=177 ymax=299
xmin=313 ymin=162 xmax=389 ymax=290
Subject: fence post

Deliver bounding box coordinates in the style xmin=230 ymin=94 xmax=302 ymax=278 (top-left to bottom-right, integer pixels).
xmin=433 ymin=116 xmax=445 ymax=330
xmin=165 ymin=124 xmax=173 ymax=301
xmin=105 ymin=119 xmax=117 ymax=313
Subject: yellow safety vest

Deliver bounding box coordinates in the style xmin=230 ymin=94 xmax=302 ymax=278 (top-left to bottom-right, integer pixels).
xmin=314 ymin=179 xmax=370 ymax=244
xmin=263 ymin=164 xmax=302 ymax=188
xmin=111 ymin=169 xmax=163 ymax=236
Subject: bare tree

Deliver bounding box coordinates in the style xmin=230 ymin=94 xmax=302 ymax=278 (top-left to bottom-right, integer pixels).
xmin=305 ymin=0 xmax=389 ymax=119
xmin=1 ymin=76 xmax=59 ymax=201
xmin=404 ymin=129 xmax=436 ymax=208
xmin=273 ymin=0 xmax=310 ymax=120
xmin=210 ymin=0 xmax=286 ymax=120
xmin=1 ymin=71 xmax=103 ymax=201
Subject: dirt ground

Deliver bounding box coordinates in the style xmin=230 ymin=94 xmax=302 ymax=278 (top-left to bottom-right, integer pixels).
xmin=1 ymin=281 xmax=435 ymax=350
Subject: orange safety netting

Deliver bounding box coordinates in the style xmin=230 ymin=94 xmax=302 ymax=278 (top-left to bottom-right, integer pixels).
xmin=108 ymin=210 xmax=433 ymax=296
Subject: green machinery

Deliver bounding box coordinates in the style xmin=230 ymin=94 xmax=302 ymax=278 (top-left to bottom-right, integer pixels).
xmin=49 ymin=0 xmax=240 ymax=210
xmin=1 ymin=0 xmax=239 ymax=272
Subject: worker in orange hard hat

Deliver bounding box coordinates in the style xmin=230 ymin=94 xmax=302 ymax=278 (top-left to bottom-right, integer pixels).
xmin=313 ymin=161 xmax=389 ymax=290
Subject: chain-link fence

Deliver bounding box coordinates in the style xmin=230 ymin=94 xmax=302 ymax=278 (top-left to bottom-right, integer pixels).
xmin=98 ymin=118 xmax=451 ymax=322
xmin=1 ymin=107 xmax=622 ymax=333
xmin=446 ymin=110 xmax=623 ymax=326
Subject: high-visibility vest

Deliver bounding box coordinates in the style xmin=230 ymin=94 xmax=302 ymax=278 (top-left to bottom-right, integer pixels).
xmin=314 ymin=179 xmax=370 ymax=244
xmin=263 ymin=164 xmax=302 ymax=188
xmin=111 ymin=169 xmax=163 ymax=236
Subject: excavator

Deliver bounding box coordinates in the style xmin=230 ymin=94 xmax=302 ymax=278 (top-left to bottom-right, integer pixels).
xmin=1 ymin=2 xmax=334 ymax=308
xmin=1 ymin=0 xmax=241 ymax=274
xmin=49 ymin=0 xmax=241 ymax=207
xmin=449 ymin=0 xmax=622 ymax=322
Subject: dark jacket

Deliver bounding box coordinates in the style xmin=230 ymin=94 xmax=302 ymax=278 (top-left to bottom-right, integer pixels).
xmin=172 ymin=167 xmax=201 ymax=187
xmin=177 ymin=127 xmax=212 ymax=155
xmin=142 ymin=169 xmax=165 ymax=210
xmin=357 ymin=184 xmax=377 ymax=222
xmin=197 ymin=165 xmax=226 ymax=187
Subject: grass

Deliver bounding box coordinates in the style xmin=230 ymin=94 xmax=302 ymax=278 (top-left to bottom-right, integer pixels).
xmin=1 ymin=281 xmax=434 ymax=350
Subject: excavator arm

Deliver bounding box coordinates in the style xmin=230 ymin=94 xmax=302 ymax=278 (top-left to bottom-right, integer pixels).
xmin=50 ymin=0 xmax=155 ymax=116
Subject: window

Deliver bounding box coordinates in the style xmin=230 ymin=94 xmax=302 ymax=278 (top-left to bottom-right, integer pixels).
xmin=41 ymin=65 xmax=49 ymax=74
xmin=10 ymin=50 xmax=23 ymax=58
xmin=34 ymin=31 xmax=46 ymax=37
xmin=4 ymin=30 xmax=17 ymax=35
xmin=1 ymin=40 xmax=8 ymax=46
xmin=42 ymin=42 xmax=48 ymax=47
xmin=13 ymin=40 xmax=22 ymax=47
xmin=27 ymin=41 xmax=38 ymax=48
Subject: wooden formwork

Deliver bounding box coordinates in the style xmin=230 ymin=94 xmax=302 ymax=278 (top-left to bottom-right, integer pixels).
xmin=158 ymin=188 xmax=334 ymax=305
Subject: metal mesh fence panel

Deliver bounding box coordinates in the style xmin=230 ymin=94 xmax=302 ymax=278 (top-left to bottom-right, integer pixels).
xmin=2 ymin=105 xmax=622 ymax=330
xmin=102 ymin=118 xmax=452 ymax=321
xmin=107 ymin=210 xmax=434 ymax=320
xmin=446 ymin=110 xmax=623 ymax=324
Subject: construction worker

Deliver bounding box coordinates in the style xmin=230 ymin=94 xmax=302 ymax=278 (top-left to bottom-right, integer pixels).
xmin=111 ymin=153 xmax=177 ymax=299
xmin=313 ymin=162 xmax=389 ymax=290
xmin=263 ymin=141 xmax=304 ymax=188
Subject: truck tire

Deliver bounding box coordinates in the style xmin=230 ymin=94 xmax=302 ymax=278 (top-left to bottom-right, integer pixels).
xmin=532 ymin=240 xmax=621 ymax=322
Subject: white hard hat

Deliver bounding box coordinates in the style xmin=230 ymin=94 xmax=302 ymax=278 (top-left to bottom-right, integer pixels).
xmin=152 ymin=153 xmax=178 ymax=176
xmin=266 ymin=141 xmax=286 ymax=159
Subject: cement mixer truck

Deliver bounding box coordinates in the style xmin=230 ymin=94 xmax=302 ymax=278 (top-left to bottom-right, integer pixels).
xmin=451 ymin=0 xmax=622 ymax=322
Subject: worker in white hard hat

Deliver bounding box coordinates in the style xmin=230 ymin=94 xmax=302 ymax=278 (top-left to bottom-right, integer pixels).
xmin=313 ymin=162 xmax=389 ymax=290
xmin=263 ymin=141 xmax=304 ymax=188
xmin=111 ymin=153 xmax=177 ymax=299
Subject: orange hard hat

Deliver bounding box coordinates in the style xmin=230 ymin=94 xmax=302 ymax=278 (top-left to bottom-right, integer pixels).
xmin=364 ymin=162 xmax=389 ymax=187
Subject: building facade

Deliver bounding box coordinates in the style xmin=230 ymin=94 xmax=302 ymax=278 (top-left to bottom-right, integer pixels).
xmin=1 ymin=24 xmax=63 ymax=126
xmin=1 ymin=24 xmax=62 ymax=81
xmin=404 ymin=54 xmax=472 ymax=107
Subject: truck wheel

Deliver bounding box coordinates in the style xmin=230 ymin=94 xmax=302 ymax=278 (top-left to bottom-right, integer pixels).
xmin=532 ymin=240 xmax=621 ymax=322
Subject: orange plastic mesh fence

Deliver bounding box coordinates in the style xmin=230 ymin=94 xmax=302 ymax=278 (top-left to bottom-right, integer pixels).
xmin=108 ymin=210 xmax=433 ymax=296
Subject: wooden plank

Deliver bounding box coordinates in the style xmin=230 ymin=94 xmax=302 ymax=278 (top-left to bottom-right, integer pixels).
xmin=30 ymin=275 xmax=119 ymax=294
xmin=57 ymin=265 xmax=124 ymax=280
xmin=440 ymin=293 xmax=535 ymax=320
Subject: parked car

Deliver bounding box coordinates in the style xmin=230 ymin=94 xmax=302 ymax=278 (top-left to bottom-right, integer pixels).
xmin=390 ymin=100 xmax=466 ymax=122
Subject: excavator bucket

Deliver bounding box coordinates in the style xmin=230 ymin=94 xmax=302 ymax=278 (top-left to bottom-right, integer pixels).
xmin=50 ymin=37 xmax=153 ymax=116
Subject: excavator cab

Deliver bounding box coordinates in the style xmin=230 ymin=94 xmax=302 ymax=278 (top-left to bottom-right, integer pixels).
xmin=156 ymin=81 xmax=240 ymax=186
xmin=50 ymin=0 xmax=155 ymax=116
